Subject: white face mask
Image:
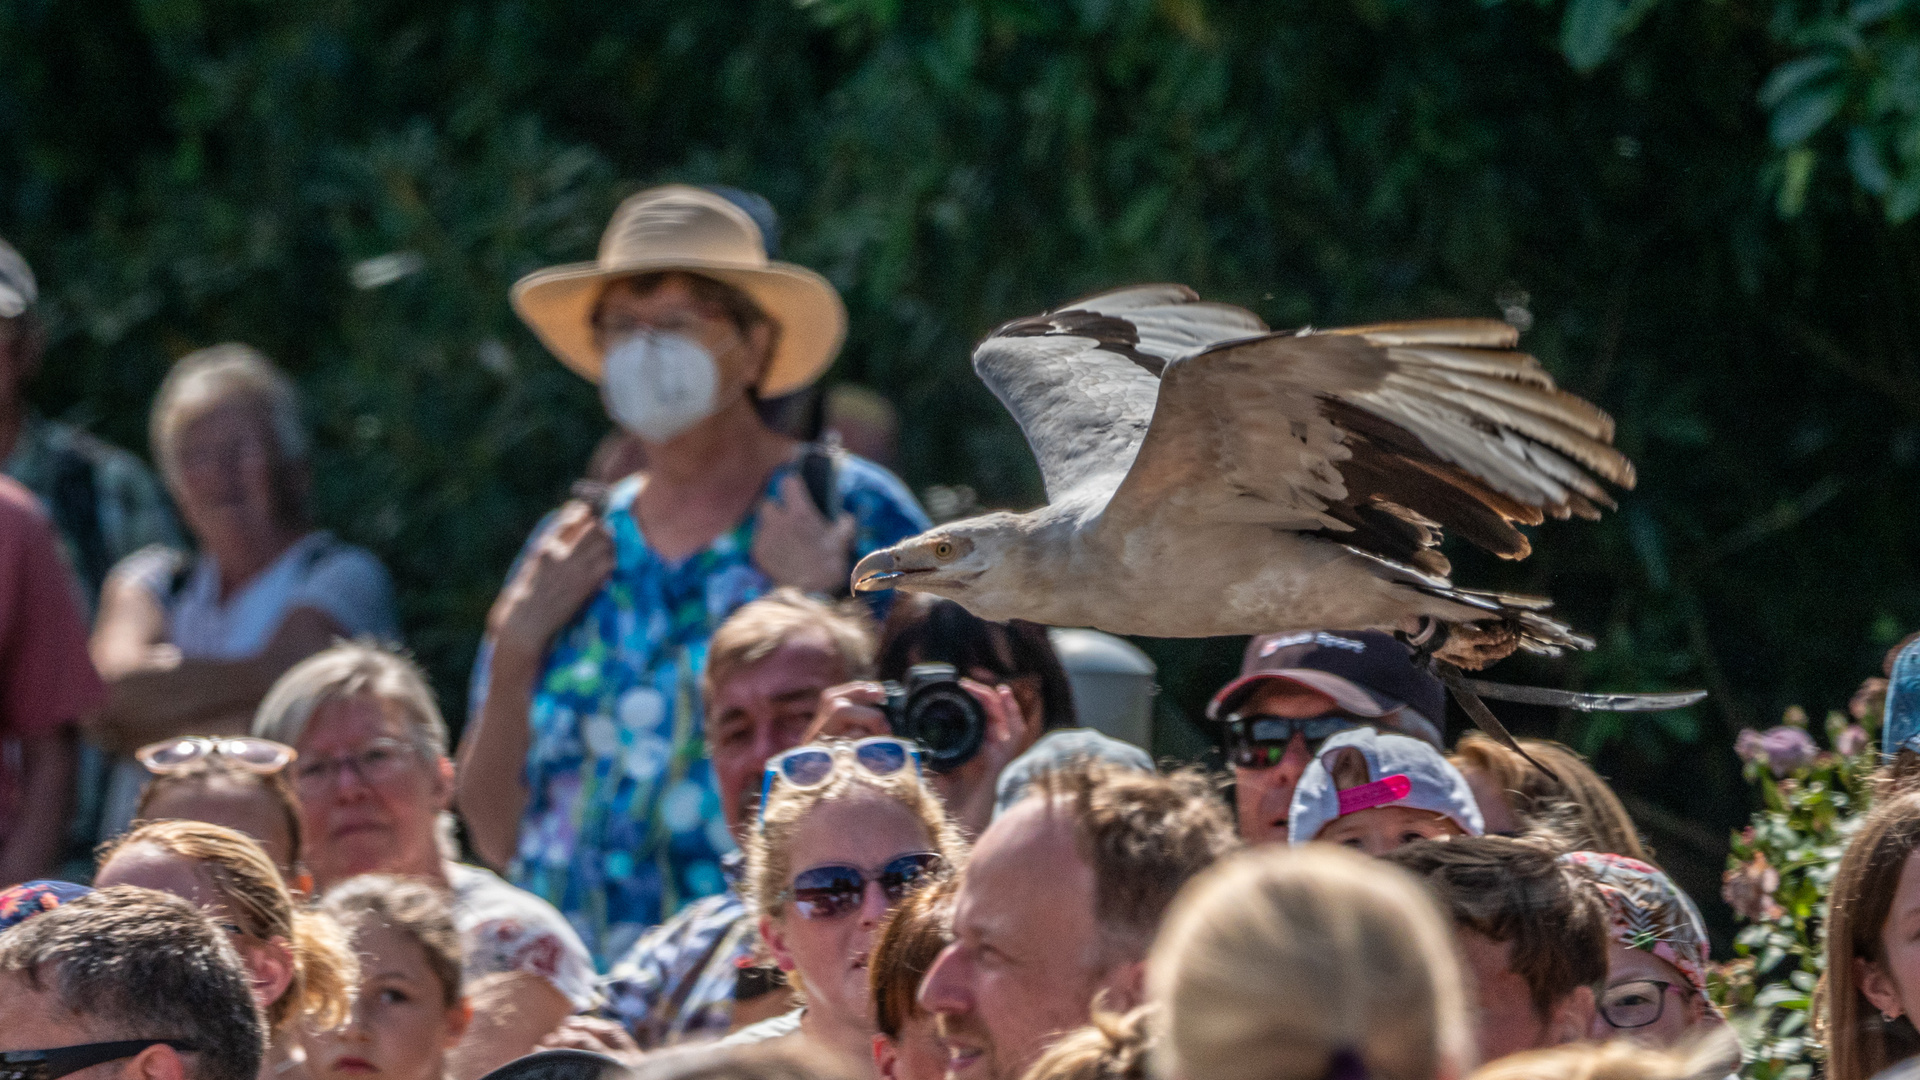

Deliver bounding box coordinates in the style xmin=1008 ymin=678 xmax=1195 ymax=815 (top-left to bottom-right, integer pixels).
xmin=601 ymin=331 xmax=722 ymax=443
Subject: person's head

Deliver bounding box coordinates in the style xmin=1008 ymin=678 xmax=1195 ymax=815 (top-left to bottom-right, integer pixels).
xmin=871 ymin=876 xmax=957 ymax=1080
xmin=94 ymin=819 xmax=356 ymax=1035
xmin=1288 ymin=728 xmax=1483 ymax=855
xmin=621 ymin=1045 xmax=858 ymax=1080
xmin=1449 ymin=734 xmax=1648 ymax=858
xmin=134 ymin=740 xmax=305 ymax=885
xmin=0 ymin=236 xmax=44 ymax=413
xmin=511 ymin=185 xmax=845 ymax=444
xmin=1385 ymin=837 xmax=1607 ymax=1064
xmin=308 ymin=875 xmax=470 ymax=1080
xmin=705 ymin=588 xmax=878 ymax=836
xmin=1464 ymin=1029 xmax=1740 ymax=1080
xmin=1819 ymin=788 xmax=1920 ymax=1080
xmin=1560 ymin=852 xmax=1719 ymax=1048
xmin=1019 ymin=1006 xmax=1157 ymax=1080
xmin=1148 ymin=846 xmax=1471 ymax=1080
xmin=252 ymin=641 xmax=454 ymax=890
xmin=150 ymin=344 xmax=311 ymax=548
xmin=1209 ymin=631 xmax=1446 ymax=846
xmin=0 ymin=885 xmax=264 ymax=1080
xmin=920 ymin=761 xmax=1238 ymax=1080
xmin=747 ymin=738 xmax=968 ymax=1038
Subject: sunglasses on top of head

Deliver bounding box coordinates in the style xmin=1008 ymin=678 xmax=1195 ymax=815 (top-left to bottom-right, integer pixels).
xmin=757 ymin=737 xmax=922 ymax=824
xmin=134 ymin=736 xmax=295 ymax=776
xmin=1222 ymin=713 xmax=1377 ymax=769
xmin=779 ymin=852 xmax=947 ymax=920
xmin=2 ymin=1042 xmax=199 ymax=1080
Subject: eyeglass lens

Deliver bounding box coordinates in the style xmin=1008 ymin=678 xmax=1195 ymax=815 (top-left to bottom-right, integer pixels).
xmin=1226 ymin=716 xmax=1365 ymax=768
xmin=291 ymin=739 xmax=412 ymax=793
xmin=1599 ymin=980 xmax=1673 ymax=1028
xmin=790 ymin=852 xmax=943 ymax=919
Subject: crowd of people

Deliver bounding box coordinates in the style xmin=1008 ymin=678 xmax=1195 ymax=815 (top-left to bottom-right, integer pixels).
xmin=0 ymin=181 xmax=1916 ymax=1080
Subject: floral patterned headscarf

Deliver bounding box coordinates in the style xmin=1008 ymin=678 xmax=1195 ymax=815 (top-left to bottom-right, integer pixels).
xmin=1562 ymin=851 xmax=1711 ymax=995
xmin=0 ymin=880 xmax=90 ymax=934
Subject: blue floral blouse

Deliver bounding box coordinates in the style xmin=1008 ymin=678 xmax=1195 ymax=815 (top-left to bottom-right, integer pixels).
xmin=472 ymin=453 xmax=928 ymax=965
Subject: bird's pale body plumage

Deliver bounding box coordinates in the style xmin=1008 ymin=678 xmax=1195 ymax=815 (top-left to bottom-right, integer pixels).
xmin=853 ymin=284 xmax=1635 ymax=668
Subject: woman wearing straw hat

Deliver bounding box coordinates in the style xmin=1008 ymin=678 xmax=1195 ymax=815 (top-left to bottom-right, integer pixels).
xmin=456 ymin=186 xmax=929 ymax=964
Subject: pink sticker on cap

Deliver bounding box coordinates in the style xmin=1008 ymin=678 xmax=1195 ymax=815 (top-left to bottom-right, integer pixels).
xmin=1337 ymin=774 xmax=1412 ymax=816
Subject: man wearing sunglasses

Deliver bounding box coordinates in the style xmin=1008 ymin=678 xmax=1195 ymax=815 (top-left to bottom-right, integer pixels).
xmin=0 ymin=887 xmax=261 ymax=1080
xmin=1208 ymin=630 xmax=1447 ymax=846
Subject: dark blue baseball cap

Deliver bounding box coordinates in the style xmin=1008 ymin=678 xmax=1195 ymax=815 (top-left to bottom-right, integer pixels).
xmin=1206 ymin=630 xmax=1446 ymax=747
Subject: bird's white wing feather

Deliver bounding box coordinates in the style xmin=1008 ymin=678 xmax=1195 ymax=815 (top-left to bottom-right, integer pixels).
xmin=1105 ymin=318 xmax=1633 ymax=573
xmin=972 ymin=284 xmax=1267 ymax=502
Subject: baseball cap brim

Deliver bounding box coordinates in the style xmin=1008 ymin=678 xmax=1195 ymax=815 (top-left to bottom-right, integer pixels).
xmin=1207 ymin=669 xmax=1392 ymax=722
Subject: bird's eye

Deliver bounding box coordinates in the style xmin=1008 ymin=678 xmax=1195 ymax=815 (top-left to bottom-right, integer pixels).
xmin=933 ymin=541 xmax=957 ymax=561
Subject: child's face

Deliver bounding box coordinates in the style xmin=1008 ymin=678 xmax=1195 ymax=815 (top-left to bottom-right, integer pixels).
xmin=305 ymin=917 xmax=467 ymax=1080
xmin=1316 ymin=805 xmax=1463 ymax=856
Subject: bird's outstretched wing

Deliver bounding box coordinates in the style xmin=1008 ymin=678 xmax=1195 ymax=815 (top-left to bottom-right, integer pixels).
xmin=1106 ymin=318 xmax=1634 ymax=576
xmin=972 ymin=285 xmax=1268 ymax=502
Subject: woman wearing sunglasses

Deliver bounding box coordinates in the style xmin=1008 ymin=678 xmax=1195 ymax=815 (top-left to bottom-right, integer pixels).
xmin=133 ymin=736 xmax=306 ymax=887
xmin=730 ymin=737 xmax=967 ymax=1076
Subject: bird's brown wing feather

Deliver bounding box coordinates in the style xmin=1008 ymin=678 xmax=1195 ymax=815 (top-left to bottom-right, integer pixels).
xmin=1104 ymin=319 xmax=1634 ymax=574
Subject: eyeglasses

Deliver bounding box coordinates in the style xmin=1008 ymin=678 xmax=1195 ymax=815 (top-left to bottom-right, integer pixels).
xmin=758 ymin=737 xmax=922 ymax=824
xmin=289 ymin=737 xmax=420 ymax=796
xmin=779 ymin=852 xmax=946 ymax=919
xmin=2 ymin=1041 xmax=198 ymax=1080
xmin=1598 ymin=979 xmax=1690 ymax=1029
xmin=135 ymin=736 xmax=295 ymax=775
xmin=1222 ymin=715 xmax=1370 ymax=768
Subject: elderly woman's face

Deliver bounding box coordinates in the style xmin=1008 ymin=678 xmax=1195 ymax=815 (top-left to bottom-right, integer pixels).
xmin=290 ymin=694 xmax=451 ymax=892
xmin=172 ymin=398 xmax=286 ymax=548
xmin=594 ymin=275 xmax=768 ymax=399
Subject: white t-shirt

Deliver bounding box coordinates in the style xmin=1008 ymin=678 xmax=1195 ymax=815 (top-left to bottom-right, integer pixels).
xmin=101 ymin=531 xmax=399 ymax=835
xmin=448 ymin=861 xmax=599 ymax=1011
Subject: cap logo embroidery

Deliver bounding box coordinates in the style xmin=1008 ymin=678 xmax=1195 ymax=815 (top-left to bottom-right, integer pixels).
xmin=1336 ymin=773 xmax=1412 ymax=816
xmin=1259 ymin=631 xmax=1367 ymax=657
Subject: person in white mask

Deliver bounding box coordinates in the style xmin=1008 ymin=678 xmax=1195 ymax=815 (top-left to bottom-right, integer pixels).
xmin=457 ymin=185 xmax=929 ymax=963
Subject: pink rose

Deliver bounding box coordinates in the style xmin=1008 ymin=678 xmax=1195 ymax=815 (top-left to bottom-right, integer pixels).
xmin=1837 ymin=724 xmax=1871 ymax=757
xmin=1736 ymin=726 xmax=1818 ymax=777
xmin=1724 ymin=851 xmax=1785 ymax=923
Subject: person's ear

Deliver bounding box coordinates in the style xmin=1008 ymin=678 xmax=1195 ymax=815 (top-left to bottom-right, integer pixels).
xmin=873 ymin=1034 xmax=900 ymax=1080
xmin=246 ymin=937 xmax=297 ymax=1014
xmin=745 ymin=321 xmax=776 ymax=385
xmin=760 ymin=913 xmax=799 ymax=973
xmin=125 ymin=1043 xmax=188 ymax=1080
xmin=1859 ymin=957 xmax=1906 ymax=1020
xmin=1545 ymin=986 xmax=1596 ymax=1047
xmin=444 ymin=996 xmax=474 ymax=1046
xmin=432 ymin=754 xmax=456 ymax=809
xmin=1093 ymin=958 xmax=1148 ymax=1014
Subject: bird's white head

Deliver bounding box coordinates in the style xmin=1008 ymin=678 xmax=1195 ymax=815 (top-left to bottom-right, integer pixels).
xmin=849 ymin=515 xmax=1018 ymax=600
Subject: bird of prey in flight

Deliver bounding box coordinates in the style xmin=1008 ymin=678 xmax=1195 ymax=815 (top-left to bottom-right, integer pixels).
xmin=851 ymin=284 xmax=1642 ymax=676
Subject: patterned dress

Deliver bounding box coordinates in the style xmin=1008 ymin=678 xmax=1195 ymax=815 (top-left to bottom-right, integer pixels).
xmin=472 ymin=451 xmax=927 ymax=964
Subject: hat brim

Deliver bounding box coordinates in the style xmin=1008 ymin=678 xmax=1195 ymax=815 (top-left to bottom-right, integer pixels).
xmin=510 ymin=257 xmax=847 ymax=398
xmin=1207 ymin=670 xmax=1391 ymax=722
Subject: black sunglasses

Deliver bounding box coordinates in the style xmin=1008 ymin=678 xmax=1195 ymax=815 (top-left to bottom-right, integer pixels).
xmin=1222 ymin=714 xmax=1371 ymax=768
xmin=780 ymin=852 xmax=945 ymax=920
xmin=2 ymin=1041 xmax=198 ymax=1080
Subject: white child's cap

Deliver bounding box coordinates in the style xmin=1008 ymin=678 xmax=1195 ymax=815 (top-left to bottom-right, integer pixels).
xmin=1288 ymin=727 xmax=1485 ymax=844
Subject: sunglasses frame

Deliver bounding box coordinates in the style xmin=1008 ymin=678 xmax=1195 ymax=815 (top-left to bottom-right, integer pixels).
xmin=1221 ymin=714 xmax=1372 ymax=768
xmin=757 ymin=737 xmax=923 ymax=825
xmin=780 ymin=851 xmax=947 ymax=919
xmin=134 ymin=736 xmax=297 ymax=776
xmin=1 ymin=1041 xmax=199 ymax=1080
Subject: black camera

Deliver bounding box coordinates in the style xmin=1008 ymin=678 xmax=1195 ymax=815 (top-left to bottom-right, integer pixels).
xmin=881 ymin=663 xmax=987 ymax=773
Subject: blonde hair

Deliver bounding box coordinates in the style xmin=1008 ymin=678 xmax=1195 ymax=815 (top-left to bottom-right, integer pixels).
xmin=1022 ymin=1006 xmax=1158 ymax=1080
xmin=1450 ymin=733 xmax=1648 ymax=860
xmin=321 ymin=875 xmax=464 ymax=1008
xmin=1465 ymin=1029 xmax=1738 ymax=1080
xmin=744 ymin=740 xmax=968 ymax=924
xmin=254 ymin=640 xmax=446 ymax=755
xmin=99 ymin=819 xmax=357 ymax=1031
xmin=134 ymin=755 xmax=305 ymax=875
xmin=150 ymin=343 xmax=308 ymax=488
xmin=1148 ymin=845 xmax=1470 ymax=1080
xmin=704 ymin=589 xmax=877 ymax=711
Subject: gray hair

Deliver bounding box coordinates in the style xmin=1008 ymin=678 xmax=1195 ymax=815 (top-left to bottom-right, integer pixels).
xmin=150 ymin=343 xmax=309 ymax=488
xmin=253 ymin=640 xmax=448 ymax=757
xmin=0 ymin=886 xmax=264 ymax=1080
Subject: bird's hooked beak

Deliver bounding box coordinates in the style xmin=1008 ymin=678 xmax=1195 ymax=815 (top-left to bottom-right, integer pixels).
xmin=851 ymin=547 xmax=904 ymax=594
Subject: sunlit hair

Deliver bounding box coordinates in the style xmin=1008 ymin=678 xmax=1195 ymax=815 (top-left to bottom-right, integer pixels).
xmin=1450 ymin=733 xmax=1648 ymax=860
xmin=134 ymin=754 xmax=304 ymax=876
xmin=1465 ymin=1028 xmax=1738 ymax=1080
xmin=704 ymin=588 xmax=877 ymax=714
xmin=1023 ymin=1005 xmax=1158 ymax=1080
xmin=1818 ymin=788 xmax=1920 ymax=1080
xmin=150 ymin=343 xmax=309 ymax=494
xmin=98 ymin=819 xmax=356 ymax=1031
xmin=254 ymin=639 xmax=447 ymax=757
xmin=1148 ymin=846 xmax=1470 ymax=1080
xmin=321 ymin=874 xmax=464 ymax=1009
xmin=744 ymin=739 xmax=968 ymax=926
xmin=870 ymin=874 xmax=955 ymax=1039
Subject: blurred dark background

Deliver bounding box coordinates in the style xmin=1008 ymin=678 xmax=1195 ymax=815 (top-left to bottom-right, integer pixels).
xmin=6 ymin=0 xmax=1919 ymax=934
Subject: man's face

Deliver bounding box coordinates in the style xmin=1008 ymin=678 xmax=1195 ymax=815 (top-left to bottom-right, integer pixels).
xmin=0 ymin=973 xmax=188 ymax=1080
xmin=1455 ymin=929 xmax=1592 ymax=1063
xmin=706 ymin=632 xmax=848 ymax=836
xmin=1228 ymin=683 xmax=1347 ymax=844
xmin=918 ymin=799 xmax=1107 ymax=1080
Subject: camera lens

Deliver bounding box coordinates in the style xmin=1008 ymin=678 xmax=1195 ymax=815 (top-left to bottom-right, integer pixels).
xmin=903 ymin=686 xmax=986 ymax=772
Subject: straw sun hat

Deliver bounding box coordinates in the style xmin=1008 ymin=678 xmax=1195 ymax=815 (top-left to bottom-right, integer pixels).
xmin=511 ymin=185 xmax=847 ymax=397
